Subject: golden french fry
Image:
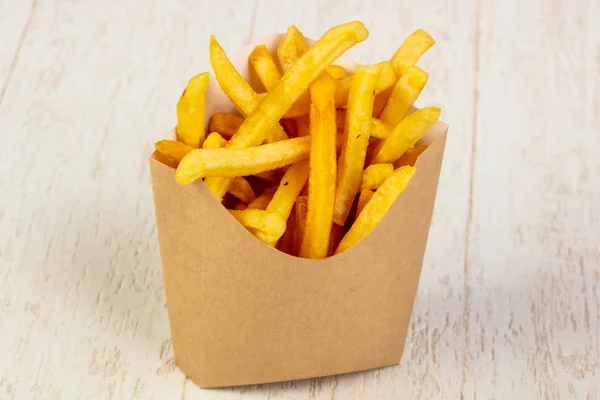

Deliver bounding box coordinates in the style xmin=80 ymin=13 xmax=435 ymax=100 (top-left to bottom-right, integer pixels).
xmin=228 ymin=177 xmax=256 ymax=203
xmin=155 ymin=140 xmax=194 ymax=163
xmin=371 ymin=106 xmax=440 ymax=164
xmin=293 ymin=196 xmax=308 ymax=256
xmin=254 ymin=169 xmax=284 ymax=183
xmin=277 ymin=205 xmax=296 ymax=255
xmin=390 ymin=29 xmax=435 ymax=77
xmin=176 ymin=136 xmax=310 ymax=184
xmin=247 ymin=187 xmax=277 ymax=210
xmin=296 ymin=116 xmax=310 ymax=137
xmin=335 ymin=166 xmax=416 ymax=254
xmin=360 ymin=163 xmax=394 ymax=190
xmin=229 ymin=209 xmax=287 ymax=246
xmin=299 ymin=73 xmax=337 ymax=259
xmin=277 ymin=25 xmax=309 ymax=72
xmin=356 ymin=189 xmax=374 ymax=216
xmin=202 ymin=132 xmax=228 ymax=149
xmin=394 ymin=144 xmax=428 ymax=168
xmin=280 ymin=118 xmax=298 ymax=137
xmin=266 ymin=160 xmax=310 ymax=223
xmin=176 ymin=73 xmax=210 ymax=148
xmin=381 ymin=66 xmax=428 ymax=127
xmin=335 ymin=61 xmax=396 ymax=108
xmin=371 ymin=118 xmax=392 ymax=139
xmin=333 ymin=64 xmax=381 ymax=225
xmin=250 ymin=44 xmax=282 ymax=91
xmin=210 ymin=36 xmax=288 ymax=144
xmin=209 ymin=113 xmax=243 ymax=137
xmin=326 ymin=65 xmax=347 ymax=79
xmin=205 ymin=21 xmax=368 ymax=200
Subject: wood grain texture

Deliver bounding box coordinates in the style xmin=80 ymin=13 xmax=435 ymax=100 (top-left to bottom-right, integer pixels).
xmin=0 ymin=0 xmax=598 ymax=399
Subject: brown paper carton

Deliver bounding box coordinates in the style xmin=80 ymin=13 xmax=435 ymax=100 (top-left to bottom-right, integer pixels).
xmin=149 ymin=33 xmax=448 ymax=388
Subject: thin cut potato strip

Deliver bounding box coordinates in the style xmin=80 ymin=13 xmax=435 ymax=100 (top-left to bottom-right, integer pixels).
xmin=155 ymin=140 xmax=194 ymax=163
xmin=277 ymin=205 xmax=296 ymax=255
xmin=371 ymin=106 xmax=440 ymax=164
xmin=229 ymin=209 xmax=287 ymax=246
xmin=266 ymin=160 xmax=310 ymax=224
xmin=370 ymin=118 xmax=392 ymax=139
xmin=234 ymin=201 xmax=247 ymax=210
xmin=335 ymin=166 xmax=416 ymax=254
xmin=334 ymin=61 xmax=396 ymax=108
xmin=360 ymin=163 xmax=394 ymax=191
xmin=250 ymin=44 xmax=282 ymax=92
xmin=176 ymin=136 xmax=310 ymax=184
xmin=394 ymin=144 xmax=428 ymax=168
xmin=293 ymin=196 xmax=308 ymax=256
xmin=247 ymin=187 xmax=277 ymax=210
xmin=300 ymin=73 xmax=337 ymax=259
xmin=205 ymin=21 xmax=369 ymax=200
xmin=254 ymin=169 xmax=284 ymax=183
xmin=277 ymin=25 xmax=309 ymax=72
xmin=390 ymin=29 xmax=435 ymax=77
xmin=333 ymin=64 xmax=381 ymax=226
xmin=176 ymin=72 xmax=210 ymax=148
xmin=381 ymin=65 xmax=428 ymax=127
xmin=208 ymin=113 xmax=243 ymax=138
xmin=210 ymin=36 xmax=288 ymax=144
xmin=202 ymin=132 xmax=228 ymax=149
xmin=228 ymin=177 xmax=256 ymax=203
xmin=356 ymin=189 xmax=374 ymax=216
xmin=326 ymin=65 xmax=347 ymax=79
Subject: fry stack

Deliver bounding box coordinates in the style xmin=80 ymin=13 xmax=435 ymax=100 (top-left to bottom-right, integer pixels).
xmin=155 ymin=22 xmax=441 ymax=258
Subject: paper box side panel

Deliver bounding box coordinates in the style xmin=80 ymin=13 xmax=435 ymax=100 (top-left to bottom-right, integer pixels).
xmin=182 ymin=131 xmax=448 ymax=387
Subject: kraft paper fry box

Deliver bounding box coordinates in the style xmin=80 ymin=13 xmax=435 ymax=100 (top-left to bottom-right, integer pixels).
xmin=149 ymin=33 xmax=448 ymax=388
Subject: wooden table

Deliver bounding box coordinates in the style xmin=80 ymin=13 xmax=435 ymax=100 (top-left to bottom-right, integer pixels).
xmin=1 ymin=0 xmax=598 ymax=398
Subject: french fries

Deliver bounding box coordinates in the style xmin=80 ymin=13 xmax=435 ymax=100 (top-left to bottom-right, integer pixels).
xmin=228 ymin=177 xmax=256 ymax=203
xmin=229 ymin=209 xmax=287 ymax=246
xmin=160 ymin=23 xmax=442 ymax=258
xmin=390 ymin=29 xmax=435 ymax=77
xmin=250 ymin=44 xmax=282 ymax=92
xmin=300 ymin=73 xmax=337 ymax=259
xmin=360 ymin=163 xmax=394 ymax=190
xmin=176 ymin=136 xmax=310 ymax=184
xmin=326 ymin=65 xmax=347 ymax=79
xmin=205 ymin=21 xmax=368 ymax=201
xmin=380 ymin=66 xmax=428 ymax=127
xmin=277 ymin=25 xmax=309 ymax=72
xmin=335 ymin=62 xmax=396 ymax=108
xmin=356 ymin=189 xmax=374 ymax=216
xmin=209 ymin=113 xmax=243 ymax=138
xmin=203 ymin=132 xmax=228 ymax=149
xmin=210 ymin=36 xmax=288 ymax=144
xmin=266 ymin=160 xmax=310 ymax=241
xmin=335 ymin=166 xmax=416 ymax=254
xmin=155 ymin=140 xmax=194 ymax=163
xmin=371 ymin=106 xmax=440 ymax=164
xmin=176 ymin=73 xmax=210 ymax=148
xmin=333 ymin=64 xmax=381 ymax=225
xmin=247 ymin=187 xmax=277 ymax=210
xmin=394 ymin=144 xmax=428 ymax=167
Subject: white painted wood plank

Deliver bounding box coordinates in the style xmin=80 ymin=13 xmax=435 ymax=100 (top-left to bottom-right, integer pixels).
xmin=463 ymin=0 xmax=600 ymax=398
xmin=0 ymin=0 xmax=34 ymax=104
